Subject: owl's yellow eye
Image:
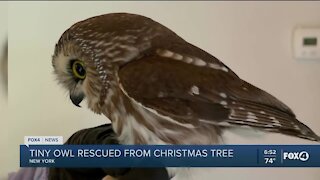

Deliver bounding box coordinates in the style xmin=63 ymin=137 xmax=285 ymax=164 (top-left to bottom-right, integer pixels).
xmin=71 ymin=60 xmax=86 ymax=80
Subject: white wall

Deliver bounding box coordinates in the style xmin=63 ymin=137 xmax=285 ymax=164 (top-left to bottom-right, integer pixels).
xmin=0 ymin=1 xmax=8 ymax=180
xmin=2 ymin=1 xmax=320 ymax=179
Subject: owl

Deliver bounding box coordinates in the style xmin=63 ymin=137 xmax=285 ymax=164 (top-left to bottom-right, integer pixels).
xmin=52 ymin=13 xmax=319 ymax=178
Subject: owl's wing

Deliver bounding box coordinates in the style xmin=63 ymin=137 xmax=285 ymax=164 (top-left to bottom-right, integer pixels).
xmin=118 ymin=52 xmax=320 ymax=141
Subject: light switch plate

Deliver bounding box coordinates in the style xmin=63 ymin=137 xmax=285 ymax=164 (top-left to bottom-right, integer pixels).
xmin=293 ymin=27 xmax=320 ymax=60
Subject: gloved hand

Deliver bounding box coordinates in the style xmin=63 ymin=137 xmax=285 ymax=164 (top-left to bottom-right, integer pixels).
xmin=48 ymin=124 xmax=169 ymax=180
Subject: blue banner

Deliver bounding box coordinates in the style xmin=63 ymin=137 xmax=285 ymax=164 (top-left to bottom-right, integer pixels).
xmin=20 ymin=145 xmax=320 ymax=167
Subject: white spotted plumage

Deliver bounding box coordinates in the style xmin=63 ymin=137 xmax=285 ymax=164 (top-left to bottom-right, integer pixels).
xmin=190 ymin=85 xmax=199 ymax=95
xmin=156 ymin=49 xmax=229 ymax=71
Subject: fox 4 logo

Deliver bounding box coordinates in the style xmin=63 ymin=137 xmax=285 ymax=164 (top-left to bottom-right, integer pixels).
xmin=283 ymin=151 xmax=309 ymax=162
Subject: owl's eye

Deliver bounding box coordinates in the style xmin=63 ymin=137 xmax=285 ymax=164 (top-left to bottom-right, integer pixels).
xmin=71 ymin=60 xmax=86 ymax=80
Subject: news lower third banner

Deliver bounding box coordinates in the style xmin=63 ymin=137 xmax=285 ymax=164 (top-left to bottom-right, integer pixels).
xmin=20 ymin=145 xmax=320 ymax=167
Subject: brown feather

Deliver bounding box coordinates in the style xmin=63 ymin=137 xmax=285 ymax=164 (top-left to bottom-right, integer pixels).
xmin=119 ymin=54 xmax=320 ymax=142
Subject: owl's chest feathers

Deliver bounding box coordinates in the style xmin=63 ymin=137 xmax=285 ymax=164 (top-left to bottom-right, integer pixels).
xmin=106 ymin=90 xmax=166 ymax=145
xmin=105 ymin=87 xmax=221 ymax=145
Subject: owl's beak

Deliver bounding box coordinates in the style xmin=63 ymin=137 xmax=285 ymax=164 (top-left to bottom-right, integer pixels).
xmin=70 ymin=92 xmax=84 ymax=107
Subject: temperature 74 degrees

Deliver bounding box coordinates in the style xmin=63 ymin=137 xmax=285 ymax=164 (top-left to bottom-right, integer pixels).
xmin=264 ymin=157 xmax=276 ymax=164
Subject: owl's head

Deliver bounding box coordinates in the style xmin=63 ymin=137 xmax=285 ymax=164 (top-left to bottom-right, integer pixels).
xmin=52 ymin=13 xmax=173 ymax=113
xmin=52 ymin=39 xmax=101 ymax=112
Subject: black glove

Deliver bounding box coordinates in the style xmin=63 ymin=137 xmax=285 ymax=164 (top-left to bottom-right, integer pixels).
xmin=48 ymin=124 xmax=169 ymax=180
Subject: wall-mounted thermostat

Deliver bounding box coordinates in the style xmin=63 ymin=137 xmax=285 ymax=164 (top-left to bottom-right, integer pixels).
xmin=293 ymin=27 xmax=320 ymax=60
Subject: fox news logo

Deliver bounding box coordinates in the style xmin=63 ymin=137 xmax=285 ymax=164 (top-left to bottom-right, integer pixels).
xmin=283 ymin=151 xmax=309 ymax=162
